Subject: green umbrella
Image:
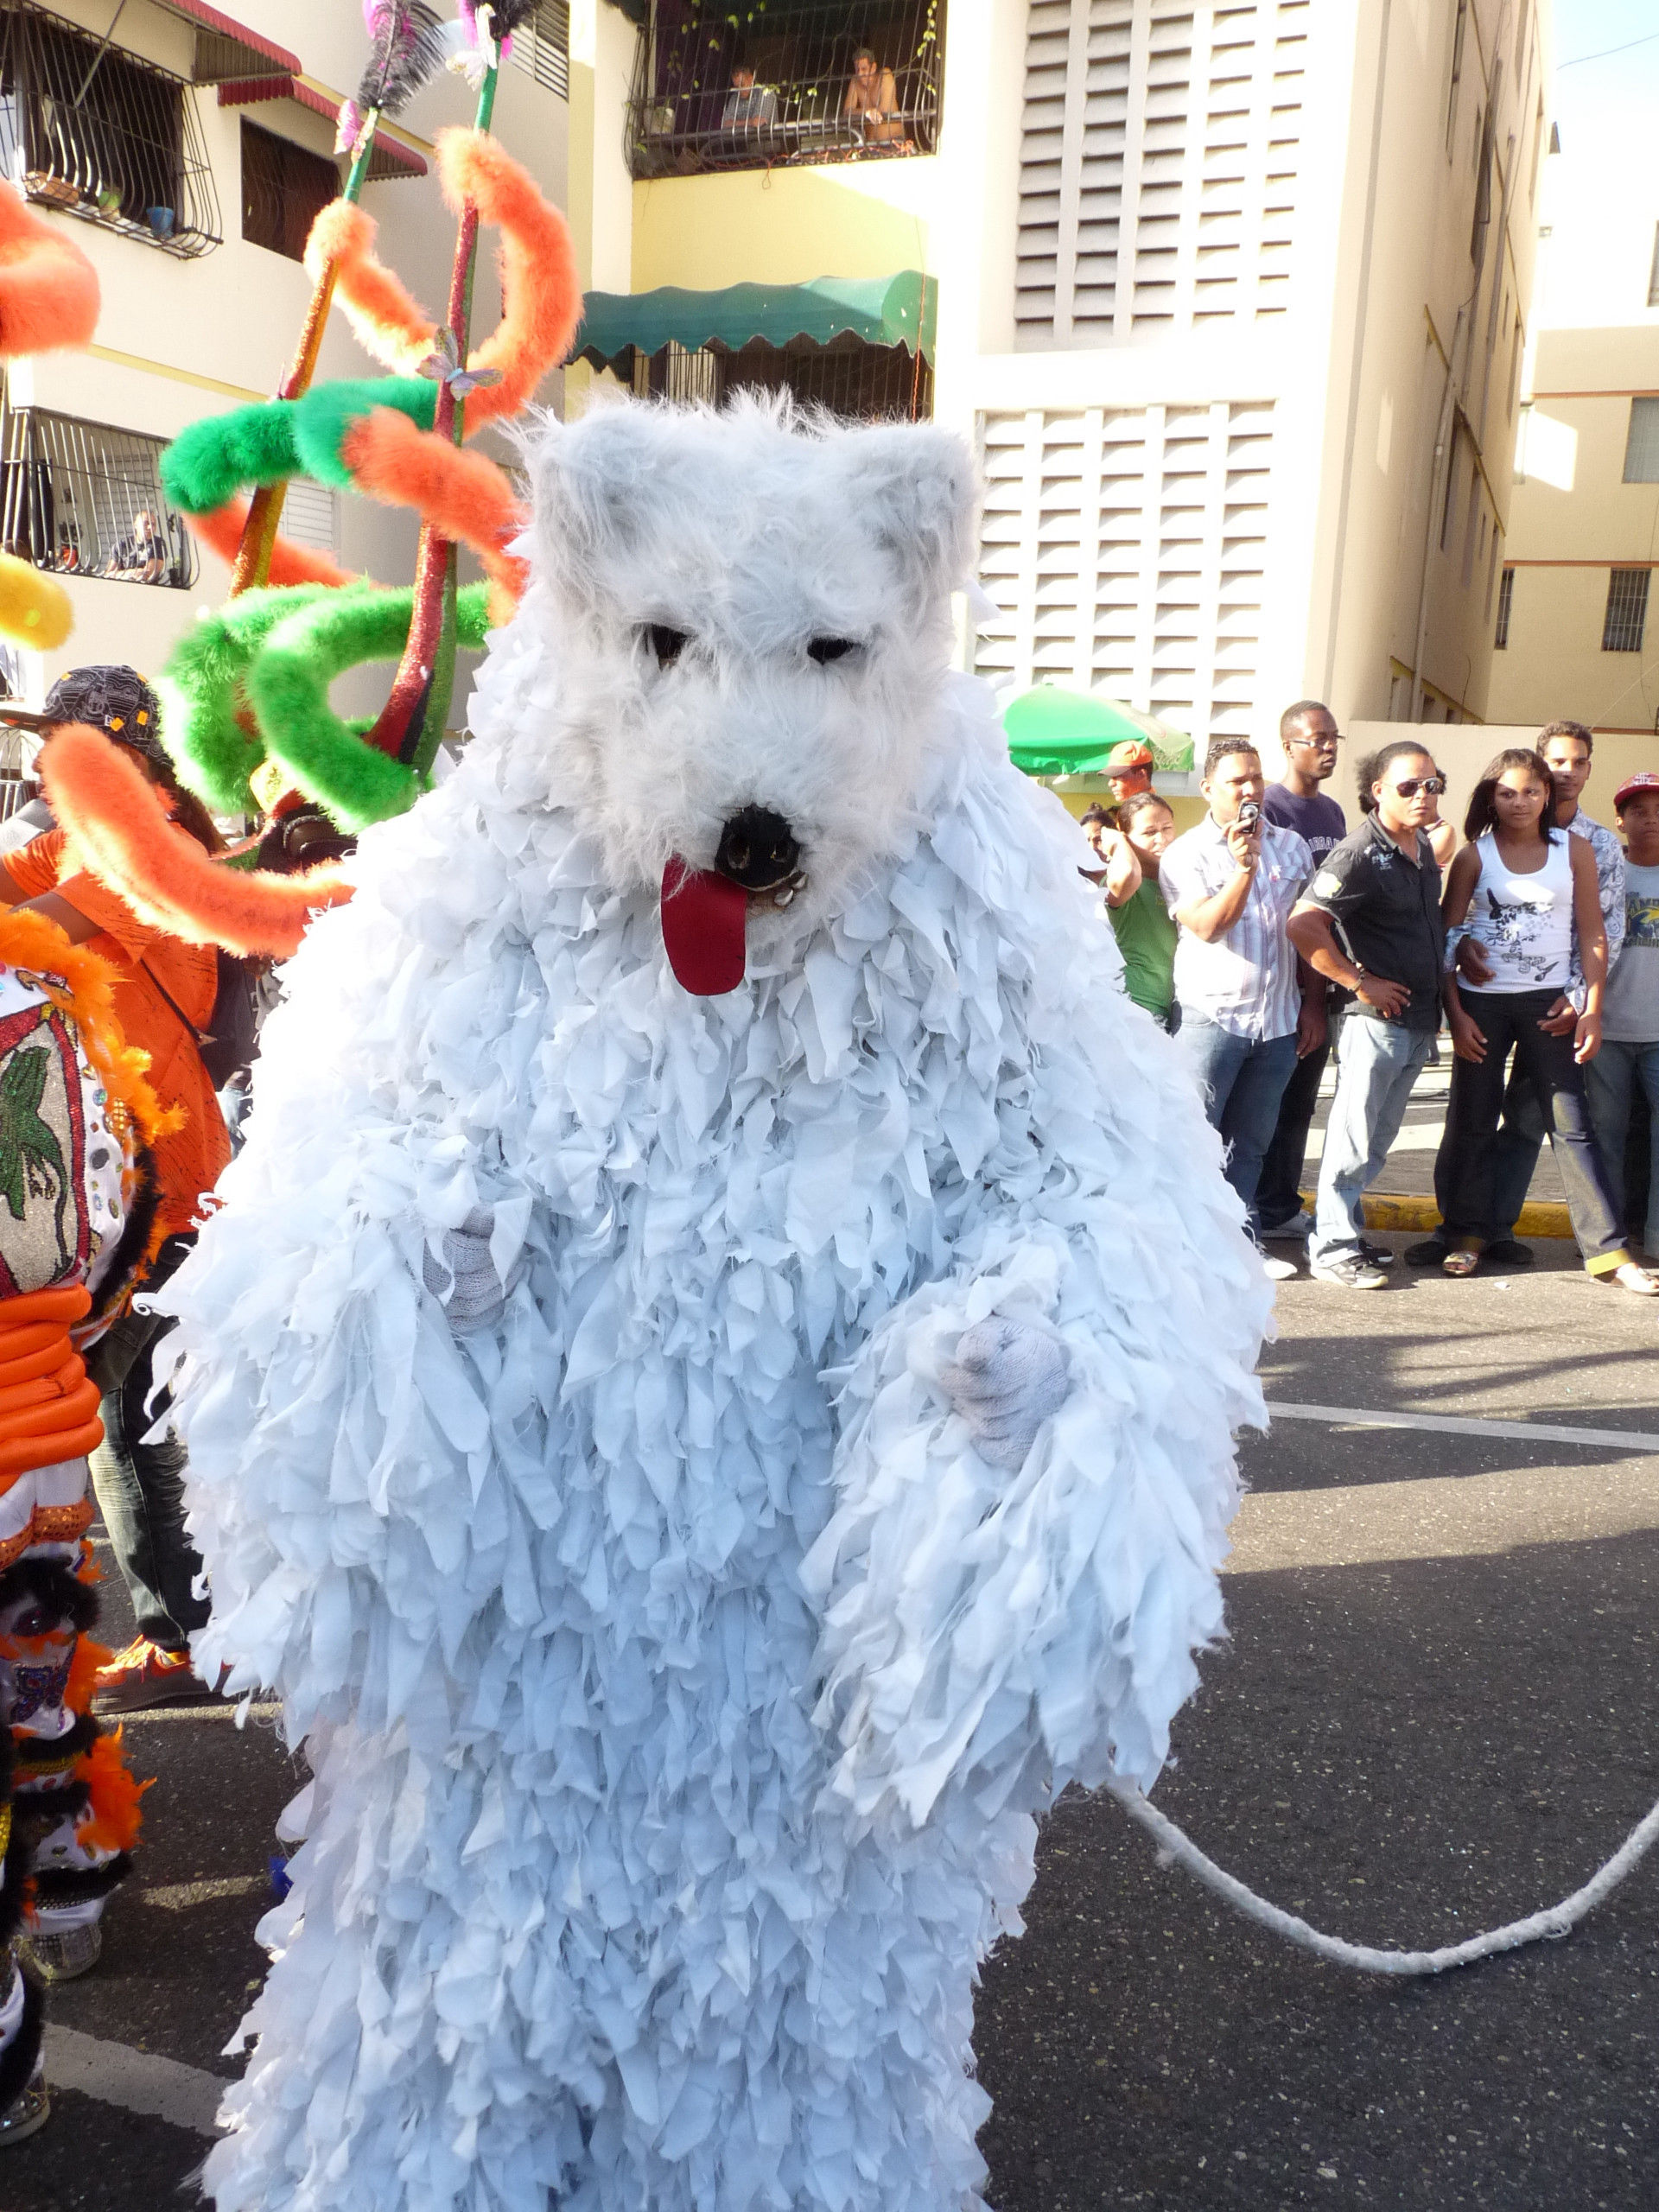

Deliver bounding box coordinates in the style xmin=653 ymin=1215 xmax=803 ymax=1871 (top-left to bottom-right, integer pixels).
xmin=1002 ymin=684 xmax=1192 ymax=776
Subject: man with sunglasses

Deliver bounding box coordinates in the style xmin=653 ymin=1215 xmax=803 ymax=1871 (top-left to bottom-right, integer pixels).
xmin=1255 ymin=701 xmax=1348 ymax=1244
xmin=1286 ymin=741 xmax=1449 ymax=1289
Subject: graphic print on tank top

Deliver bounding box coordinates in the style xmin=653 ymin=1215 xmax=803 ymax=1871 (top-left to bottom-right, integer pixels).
xmin=1480 ymin=884 xmax=1562 ymax=983
xmin=1470 ymin=830 xmax=1575 ymax=991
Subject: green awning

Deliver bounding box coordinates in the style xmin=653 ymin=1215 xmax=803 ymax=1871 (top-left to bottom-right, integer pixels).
xmin=574 ymin=272 xmax=938 ymax=369
xmin=1003 ymin=685 xmax=1194 ymax=777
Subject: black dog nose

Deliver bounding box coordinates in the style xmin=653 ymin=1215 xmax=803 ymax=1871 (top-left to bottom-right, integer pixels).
xmin=713 ymin=806 xmax=800 ymax=892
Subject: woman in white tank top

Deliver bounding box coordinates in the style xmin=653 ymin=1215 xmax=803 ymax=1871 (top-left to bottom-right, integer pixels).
xmin=1436 ymin=748 xmax=1653 ymax=1291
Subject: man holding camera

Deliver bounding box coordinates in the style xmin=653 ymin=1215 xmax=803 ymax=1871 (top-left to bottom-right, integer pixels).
xmin=1160 ymin=739 xmax=1320 ymax=1269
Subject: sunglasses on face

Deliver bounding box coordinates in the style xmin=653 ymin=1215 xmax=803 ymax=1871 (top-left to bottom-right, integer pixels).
xmin=1390 ymin=775 xmax=1446 ymax=798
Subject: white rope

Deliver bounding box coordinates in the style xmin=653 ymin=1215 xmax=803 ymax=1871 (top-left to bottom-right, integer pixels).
xmin=1102 ymin=1777 xmax=1659 ymax=1977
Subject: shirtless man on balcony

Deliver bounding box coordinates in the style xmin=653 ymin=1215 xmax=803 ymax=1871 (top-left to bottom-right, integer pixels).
xmin=843 ymin=48 xmax=908 ymax=148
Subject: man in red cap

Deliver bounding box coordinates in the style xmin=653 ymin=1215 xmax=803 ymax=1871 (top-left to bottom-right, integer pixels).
xmin=1103 ymin=739 xmax=1154 ymax=801
xmin=1584 ymin=770 xmax=1659 ymax=1259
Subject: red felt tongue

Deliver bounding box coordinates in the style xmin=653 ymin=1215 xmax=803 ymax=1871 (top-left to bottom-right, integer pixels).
xmin=661 ymin=855 xmax=748 ymax=995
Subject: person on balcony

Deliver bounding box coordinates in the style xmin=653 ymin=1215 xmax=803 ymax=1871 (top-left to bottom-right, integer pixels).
xmin=720 ymin=62 xmax=778 ymax=142
xmin=844 ymin=48 xmax=909 ymax=149
xmin=107 ymin=509 xmax=167 ymax=585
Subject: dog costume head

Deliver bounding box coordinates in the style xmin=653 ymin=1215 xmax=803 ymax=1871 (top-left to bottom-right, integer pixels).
xmin=524 ymin=398 xmax=979 ymax=988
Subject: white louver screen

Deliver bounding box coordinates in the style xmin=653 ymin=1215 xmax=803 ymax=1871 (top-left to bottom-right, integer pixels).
xmin=1014 ymin=0 xmax=1308 ymax=349
xmin=974 ymin=401 xmax=1274 ymax=747
xmin=281 ymin=480 xmax=339 ymax=556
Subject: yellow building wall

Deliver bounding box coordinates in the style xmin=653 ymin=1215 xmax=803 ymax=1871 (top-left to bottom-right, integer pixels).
xmin=629 ymin=166 xmax=936 ymax=294
xmin=1485 ymin=325 xmax=1659 ymax=733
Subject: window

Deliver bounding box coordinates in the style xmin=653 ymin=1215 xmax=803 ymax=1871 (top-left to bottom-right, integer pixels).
xmin=512 ymin=0 xmax=569 ymax=99
xmin=280 ymin=480 xmax=340 ymax=558
xmin=1602 ymin=569 xmax=1650 ymax=653
xmin=1624 ymin=397 xmax=1659 ymax=482
xmin=0 ymin=1 xmax=220 ymax=256
xmin=241 ymin=120 xmax=337 ymax=262
xmin=626 ymin=0 xmax=943 ymax=179
xmin=1495 ymin=565 xmax=1515 ymax=647
xmin=0 ymin=408 xmax=198 ymax=588
xmin=629 ymin=336 xmax=931 ymax=420
xmin=1649 ymin=223 xmax=1659 ymax=309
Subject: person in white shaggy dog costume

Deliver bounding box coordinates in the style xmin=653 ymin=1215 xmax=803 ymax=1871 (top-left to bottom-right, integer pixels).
xmin=165 ymin=399 xmax=1271 ymax=2212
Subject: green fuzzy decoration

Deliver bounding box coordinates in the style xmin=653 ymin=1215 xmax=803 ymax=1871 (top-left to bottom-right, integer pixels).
xmin=161 ymin=404 xmax=302 ymax=516
xmin=250 ymin=582 xmax=492 ymax=832
xmin=156 ymin=584 xmax=341 ymax=812
xmin=291 ymin=379 xmax=437 ymax=490
xmin=159 ymin=378 xmax=436 ymax=516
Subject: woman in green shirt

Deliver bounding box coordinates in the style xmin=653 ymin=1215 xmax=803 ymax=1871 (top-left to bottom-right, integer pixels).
xmin=1096 ymin=792 xmax=1179 ymax=1028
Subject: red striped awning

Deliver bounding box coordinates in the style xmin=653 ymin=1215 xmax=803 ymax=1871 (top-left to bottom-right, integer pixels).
xmin=217 ymin=79 xmax=429 ymax=181
xmin=149 ymin=0 xmax=300 ymax=83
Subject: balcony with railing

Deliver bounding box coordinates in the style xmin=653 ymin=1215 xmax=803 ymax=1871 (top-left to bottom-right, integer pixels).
xmin=0 ymin=408 xmax=200 ymax=589
xmin=0 ymin=0 xmax=221 ymax=256
xmin=626 ymin=0 xmax=942 ymax=180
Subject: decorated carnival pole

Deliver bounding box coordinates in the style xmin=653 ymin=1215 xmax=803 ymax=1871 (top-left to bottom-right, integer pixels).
xmin=228 ymin=2 xmax=447 ymax=596
xmin=360 ymin=1 xmax=537 ymax=771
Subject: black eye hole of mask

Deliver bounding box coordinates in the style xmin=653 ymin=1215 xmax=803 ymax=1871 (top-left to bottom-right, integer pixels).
xmin=807 ymin=637 xmax=861 ymax=666
xmin=645 ymin=624 xmax=689 ymax=669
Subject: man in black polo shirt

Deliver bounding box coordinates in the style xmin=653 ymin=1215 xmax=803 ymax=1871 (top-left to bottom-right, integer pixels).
xmin=1285 ymin=741 xmax=1448 ymax=1289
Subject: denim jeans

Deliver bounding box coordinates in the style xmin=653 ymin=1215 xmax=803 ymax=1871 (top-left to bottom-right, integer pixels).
xmin=1255 ymin=1032 xmax=1330 ymax=1230
xmin=1584 ymin=1039 xmax=1659 ymax=1252
xmin=1176 ymin=1013 xmax=1300 ymax=1229
xmin=1490 ymin=1066 xmax=1548 ymax=1236
xmin=1436 ymin=990 xmax=1629 ymax=1269
xmin=85 ymin=1236 xmax=207 ymax=1651
xmin=1310 ymin=1017 xmax=1434 ymax=1264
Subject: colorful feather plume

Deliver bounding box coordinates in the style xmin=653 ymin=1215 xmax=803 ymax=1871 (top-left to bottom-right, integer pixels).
xmin=356 ymin=2 xmax=448 ymax=114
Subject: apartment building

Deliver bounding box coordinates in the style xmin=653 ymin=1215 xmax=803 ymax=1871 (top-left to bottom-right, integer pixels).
xmin=0 ymin=0 xmax=570 ymax=707
xmin=566 ymin=0 xmax=1548 ymax=751
xmin=1485 ymin=115 xmax=1659 ymax=736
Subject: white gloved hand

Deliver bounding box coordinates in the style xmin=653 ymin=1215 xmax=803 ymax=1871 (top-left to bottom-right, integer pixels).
xmin=936 ymin=1315 xmax=1071 ymax=1471
xmin=423 ymin=1207 xmax=511 ymax=1331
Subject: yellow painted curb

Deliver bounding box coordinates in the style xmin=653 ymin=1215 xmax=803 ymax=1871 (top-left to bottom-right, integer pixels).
xmin=1298 ymin=1192 xmax=1574 ymax=1239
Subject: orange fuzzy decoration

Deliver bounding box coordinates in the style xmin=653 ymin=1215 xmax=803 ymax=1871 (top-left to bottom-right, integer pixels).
xmin=65 ymin=1634 xmax=109 ymax=1717
xmin=76 ymin=1725 xmax=151 ymax=1857
xmin=318 ymin=130 xmax=580 ymax=431
xmin=0 ymin=180 xmax=99 ymax=357
xmin=438 ymin=130 xmax=582 ymax=429
xmin=0 ymin=906 xmax=181 ymax=1157
xmin=186 ymin=499 xmax=358 ymax=589
xmin=304 ymin=200 xmax=431 ymax=376
xmin=39 ymin=722 xmax=354 ymax=959
xmin=341 ymin=409 xmax=528 ymax=607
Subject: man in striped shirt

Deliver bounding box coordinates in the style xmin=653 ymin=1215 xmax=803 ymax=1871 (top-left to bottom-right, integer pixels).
xmin=1160 ymin=739 xmax=1321 ymax=1269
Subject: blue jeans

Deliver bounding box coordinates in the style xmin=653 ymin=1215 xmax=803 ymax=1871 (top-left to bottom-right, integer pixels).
xmin=1310 ymin=1018 xmax=1434 ymax=1264
xmin=1584 ymin=1039 xmax=1659 ymax=1252
xmin=1176 ymin=1014 xmax=1300 ymax=1230
xmin=85 ymin=1236 xmax=207 ymax=1651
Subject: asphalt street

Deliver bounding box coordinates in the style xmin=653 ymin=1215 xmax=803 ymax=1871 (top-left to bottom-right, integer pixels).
xmin=5 ymin=1226 xmax=1657 ymax=2211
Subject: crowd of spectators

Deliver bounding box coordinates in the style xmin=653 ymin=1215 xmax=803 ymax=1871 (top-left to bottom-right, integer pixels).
xmin=1084 ymin=703 xmax=1659 ymax=1297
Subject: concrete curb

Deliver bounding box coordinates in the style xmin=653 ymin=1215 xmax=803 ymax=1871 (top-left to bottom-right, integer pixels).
xmin=1299 ymin=1192 xmax=1574 ymax=1239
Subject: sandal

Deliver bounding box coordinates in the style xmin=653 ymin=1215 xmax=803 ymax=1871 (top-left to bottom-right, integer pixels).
xmin=1442 ymin=1246 xmax=1481 ymax=1277
xmin=1611 ymin=1262 xmax=1659 ymax=1298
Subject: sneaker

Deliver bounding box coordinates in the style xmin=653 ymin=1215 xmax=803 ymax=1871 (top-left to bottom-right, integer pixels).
xmin=1404 ymin=1236 xmax=1449 ymax=1267
xmin=1611 ymin=1262 xmax=1659 ymax=1298
xmin=92 ymin=1637 xmax=218 ymax=1715
xmin=1308 ymin=1254 xmax=1389 ymax=1290
xmin=1260 ymin=1251 xmax=1299 ymax=1281
xmin=1483 ymin=1237 xmax=1535 ymax=1268
xmin=1259 ymin=1210 xmax=1314 ymax=1242
xmin=1356 ymin=1239 xmax=1397 ymax=1268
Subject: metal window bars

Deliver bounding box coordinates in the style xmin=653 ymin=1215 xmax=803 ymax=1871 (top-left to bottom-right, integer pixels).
xmin=631 ymin=335 xmax=932 ymax=421
xmin=0 ymin=406 xmax=200 ymax=589
xmin=626 ymin=0 xmax=943 ymax=179
xmin=1602 ymin=568 xmax=1651 ymax=656
xmin=0 ymin=0 xmax=220 ymax=256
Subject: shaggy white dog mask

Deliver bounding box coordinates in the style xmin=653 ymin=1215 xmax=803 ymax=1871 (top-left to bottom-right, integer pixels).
xmin=166 ymin=401 xmax=1270 ymax=2212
